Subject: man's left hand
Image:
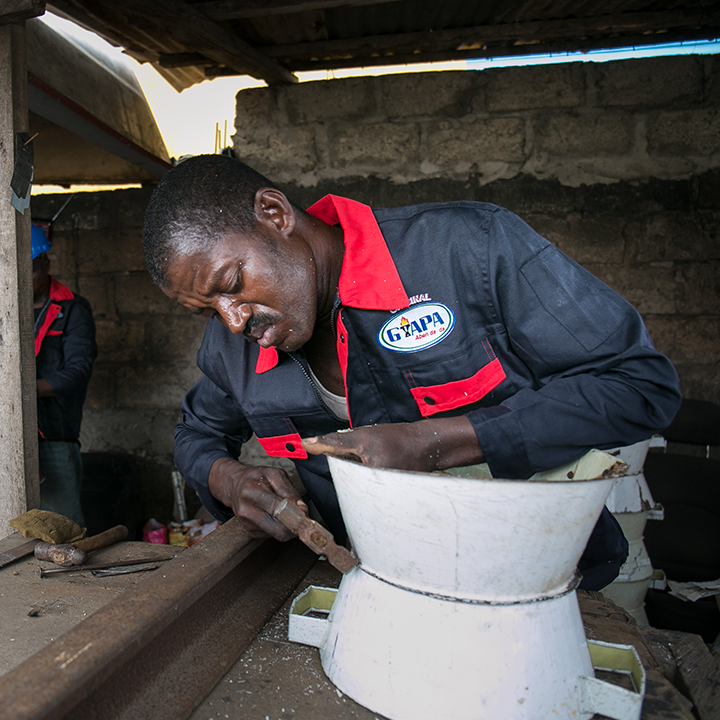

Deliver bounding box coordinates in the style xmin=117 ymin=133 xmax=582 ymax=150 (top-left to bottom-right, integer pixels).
xmin=302 ymin=417 xmax=484 ymax=472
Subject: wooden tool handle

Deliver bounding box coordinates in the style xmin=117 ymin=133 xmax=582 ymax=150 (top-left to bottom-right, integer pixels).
xmin=274 ymin=500 xmax=357 ymax=573
xmin=74 ymin=525 xmax=128 ymax=553
xmin=273 ymin=499 xmax=307 ymax=533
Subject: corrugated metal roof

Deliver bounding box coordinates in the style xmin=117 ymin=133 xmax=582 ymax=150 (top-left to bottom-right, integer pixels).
xmin=46 ymin=0 xmax=720 ymax=90
xmin=26 ymin=17 xmax=171 ymax=184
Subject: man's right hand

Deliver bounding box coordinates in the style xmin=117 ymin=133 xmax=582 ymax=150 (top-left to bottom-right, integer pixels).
xmin=208 ymin=457 xmax=307 ymax=540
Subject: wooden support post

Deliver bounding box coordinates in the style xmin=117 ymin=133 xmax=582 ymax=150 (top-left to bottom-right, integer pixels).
xmin=0 ymin=21 xmax=41 ymax=538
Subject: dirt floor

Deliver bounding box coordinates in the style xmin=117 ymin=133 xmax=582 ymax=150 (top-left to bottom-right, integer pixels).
xmin=188 ymin=560 xmax=720 ymax=720
xmin=187 ymin=558 xmax=386 ymax=720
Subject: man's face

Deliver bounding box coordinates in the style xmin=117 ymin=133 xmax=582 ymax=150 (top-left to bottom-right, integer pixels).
xmin=162 ymin=227 xmax=318 ymax=353
xmin=32 ymin=254 xmax=50 ymax=299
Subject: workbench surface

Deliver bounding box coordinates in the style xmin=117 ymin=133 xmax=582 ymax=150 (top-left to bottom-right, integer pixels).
xmin=1 ymin=531 xmax=717 ymax=720
xmin=0 ymin=533 xmax=181 ymax=675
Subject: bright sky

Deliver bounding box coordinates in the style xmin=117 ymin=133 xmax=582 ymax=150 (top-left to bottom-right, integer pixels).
xmin=132 ymin=59 xmax=470 ymax=158
xmin=467 ymin=37 xmax=719 ymax=70
xmin=34 ymin=12 xmax=717 ymax=194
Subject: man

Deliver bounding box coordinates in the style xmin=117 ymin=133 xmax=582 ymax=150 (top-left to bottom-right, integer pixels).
xmin=143 ymin=155 xmax=681 ymax=590
xmin=33 ymin=223 xmax=97 ymax=526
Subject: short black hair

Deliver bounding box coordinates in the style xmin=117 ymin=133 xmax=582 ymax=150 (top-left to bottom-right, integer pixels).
xmin=143 ymin=154 xmax=280 ymax=287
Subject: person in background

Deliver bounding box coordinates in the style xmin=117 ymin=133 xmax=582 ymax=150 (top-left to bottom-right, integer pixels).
xmin=32 ymin=223 xmax=97 ymax=526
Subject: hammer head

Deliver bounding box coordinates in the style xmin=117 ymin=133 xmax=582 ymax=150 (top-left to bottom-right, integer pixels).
xmin=34 ymin=542 xmax=87 ymax=567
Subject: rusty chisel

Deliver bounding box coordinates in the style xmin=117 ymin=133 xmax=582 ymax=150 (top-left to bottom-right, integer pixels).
xmin=273 ymin=499 xmax=357 ymax=573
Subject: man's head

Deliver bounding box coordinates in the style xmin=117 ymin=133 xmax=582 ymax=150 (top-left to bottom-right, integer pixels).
xmin=31 ymin=224 xmax=51 ymax=303
xmin=143 ymin=154 xmax=281 ymax=287
xmin=143 ymin=154 xmax=322 ymax=352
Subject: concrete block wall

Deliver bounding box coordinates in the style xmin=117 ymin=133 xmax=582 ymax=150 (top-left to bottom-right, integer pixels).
xmin=234 ymin=56 xmax=719 ymax=189
xmin=234 ymin=55 xmax=720 ymax=408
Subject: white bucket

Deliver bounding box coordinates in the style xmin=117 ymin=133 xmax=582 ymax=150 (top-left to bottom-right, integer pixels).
xmin=293 ymin=571 xmax=645 ymax=720
xmin=605 ymin=473 xmax=660 ymax=514
xmin=324 ymin=571 xmax=594 ymax=720
xmin=327 ymin=455 xmax=615 ymax=602
xmin=602 ymin=510 xmax=654 ymax=625
xmin=606 ymin=439 xmax=651 ymax=476
xmin=295 ymin=455 xmax=645 ymax=720
xmin=603 ymin=441 xmax=660 ymax=624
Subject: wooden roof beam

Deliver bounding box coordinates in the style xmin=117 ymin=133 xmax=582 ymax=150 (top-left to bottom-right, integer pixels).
xmin=199 ymin=0 xmax=405 ymax=21
xmin=49 ymin=0 xmax=181 ymax=60
xmin=260 ymin=8 xmax=720 ymax=64
xmin=0 ymin=0 xmax=46 ymax=25
xmin=231 ymin=28 xmax=719 ymax=74
xmin=116 ymin=0 xmax=298 ymax=84
xmin=158 ymin=52 xmax=213 ymax=67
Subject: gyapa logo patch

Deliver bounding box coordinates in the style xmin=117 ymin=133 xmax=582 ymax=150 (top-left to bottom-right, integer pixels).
xmin=377 ymin=302 xmax=455 ymax=353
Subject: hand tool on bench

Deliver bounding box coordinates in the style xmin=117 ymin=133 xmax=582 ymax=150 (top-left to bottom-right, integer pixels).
xmin=38 ymin=555 xmax=176 ymax=578
xmin=2 ymin=509 xmax=85 ymax=570
xmin=34 ymin=524 xmax=129 ymax=567
xmin=273 ymin=499 xmax=357 ymax=573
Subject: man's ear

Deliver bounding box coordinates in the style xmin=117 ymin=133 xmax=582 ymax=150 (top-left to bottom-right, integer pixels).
xmin=254 ymin=188 xmax=295 ymax=237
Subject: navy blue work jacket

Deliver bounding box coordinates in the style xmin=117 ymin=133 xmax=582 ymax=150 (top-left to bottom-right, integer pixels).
xmin=176 ymin=197 xmax=681 ymax=539
xmin=35 ymin=277 xmax=97 ymax=442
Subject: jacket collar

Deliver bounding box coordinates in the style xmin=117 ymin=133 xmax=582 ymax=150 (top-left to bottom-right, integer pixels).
xmin=306 ymin=195 xmax=409 ymax=311
xmin=34 ymin=278 xmax=74 ymax=356
xmin=256 ymin=195 xmax=410 ymax=374
xmin=49 ymin=277 xmax=74 ymax=302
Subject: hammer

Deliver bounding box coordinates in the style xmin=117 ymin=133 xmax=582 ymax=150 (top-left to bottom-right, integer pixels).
xmin=34 ymin=524 xmax=129 ymax=567
xmin=273 ymin=499 xmax=357 ymax=573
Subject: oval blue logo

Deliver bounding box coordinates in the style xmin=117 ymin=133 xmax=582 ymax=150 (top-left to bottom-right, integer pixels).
xmin=377 ymin=302 xmax=455 ymax=353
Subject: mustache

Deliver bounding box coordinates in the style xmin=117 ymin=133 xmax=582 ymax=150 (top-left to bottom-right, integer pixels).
xmin=243 ymin=311 xmax=276 ymax=337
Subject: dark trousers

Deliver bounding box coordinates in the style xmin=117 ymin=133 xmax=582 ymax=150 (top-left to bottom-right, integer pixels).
xmin=578 ymin=506 xmax=628 ymax=591
xmin=39 ymin=440 xmax=85 ymax=527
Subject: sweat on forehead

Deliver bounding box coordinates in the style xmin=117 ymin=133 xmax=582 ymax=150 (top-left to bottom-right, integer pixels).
xmin=142 ymin=154 xmax=279 ymax=287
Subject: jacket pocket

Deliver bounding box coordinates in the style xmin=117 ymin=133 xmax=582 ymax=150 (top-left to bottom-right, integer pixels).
xmin=257 ymin=433 xmax=307 ymax=459
xmin=407 ymin=357 xmax=506 ymax=417
xmin=254 ymin=417 xmax=308 ymax=459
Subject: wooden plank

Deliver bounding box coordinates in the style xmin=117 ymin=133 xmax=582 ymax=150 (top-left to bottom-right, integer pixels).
xmin=260 ymin=9 xmax=720 ymax=63
xmin=0 ymin=523 xmax=317 ymax=720
xmin=116 ymin=0 xmax=298 ymax=84
xmin=669 ymin=630 xmax=720 ymax=720
xmin=639 ymin=625 xmax=681 ymax=682
xmin=639 ymin=625 xmax=720 ymax=720
xmin=48 ymin=1 xmax=720 ymax=82
xmin=580 ymin=590 xmax=661 ymax=670
xmin=640 ymin=669 xmax=697 ymax=720
xmin=158 ymin=51 xmax=211 ymax=67
xmin=0 ymin=22 xmax=41 ymax=540
xmin=578 ymin=592 xmax=699 ymax=720
xmin=238 ymin=27 xmax=717 ymax=73
xmin=0 ymin=0 xmax=45 ymax=25
xmin=47 ymin=0 xmax=190 ymax=58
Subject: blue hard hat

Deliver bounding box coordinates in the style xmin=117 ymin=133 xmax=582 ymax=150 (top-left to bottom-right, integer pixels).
xmin=31 ymin=224 xmax=52 ymax=260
